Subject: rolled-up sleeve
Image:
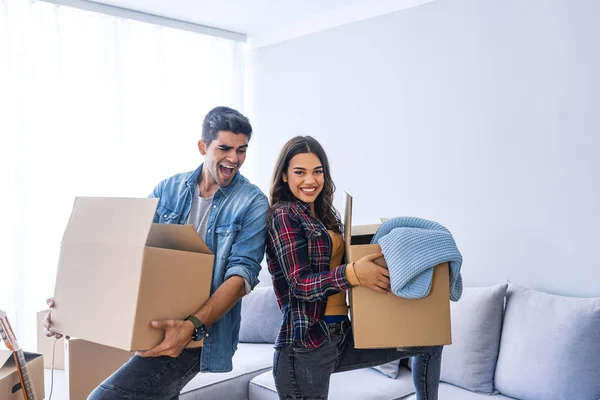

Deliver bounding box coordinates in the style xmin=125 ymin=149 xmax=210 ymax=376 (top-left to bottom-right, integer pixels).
xmin=224 ymin=195 xmax=270 ymax=291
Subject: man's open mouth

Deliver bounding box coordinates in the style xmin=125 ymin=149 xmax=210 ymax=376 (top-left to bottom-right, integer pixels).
xmin=219 ymin=165 xmax=236 ymax=177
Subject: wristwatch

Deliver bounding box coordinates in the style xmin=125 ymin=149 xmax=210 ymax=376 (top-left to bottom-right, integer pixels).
xmin=185 ymin=315 xmax=207 ymax=341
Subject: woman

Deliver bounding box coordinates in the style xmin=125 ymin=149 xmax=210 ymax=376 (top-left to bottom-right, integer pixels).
xmin=266 ymin=136 xmax=443 ymax=400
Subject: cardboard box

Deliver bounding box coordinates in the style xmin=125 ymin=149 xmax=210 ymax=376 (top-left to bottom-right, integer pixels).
xmin=343 ymin=192 xmax=452 ymax=348
xmin=0 ymin=350 xmax=44 ymax=400
xmin=37 ymin=309 xmax=65 ymax=369
xmin=52 ymin=197 xmax=214 ymax=351
xmin=65 ymin=338 xmax=133 ymax=400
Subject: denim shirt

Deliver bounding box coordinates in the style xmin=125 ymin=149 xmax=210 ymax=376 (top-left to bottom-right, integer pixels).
xmin=150 ymin=164 xmax=269 ymax=372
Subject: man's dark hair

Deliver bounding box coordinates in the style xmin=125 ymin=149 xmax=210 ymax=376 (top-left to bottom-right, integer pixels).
xmin=201 ymin=106 xmax=252 ymax=147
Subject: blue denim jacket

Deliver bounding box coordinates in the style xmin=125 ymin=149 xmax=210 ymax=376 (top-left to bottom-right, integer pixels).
xmin=150 ymin=164 xmax=269 ymax=372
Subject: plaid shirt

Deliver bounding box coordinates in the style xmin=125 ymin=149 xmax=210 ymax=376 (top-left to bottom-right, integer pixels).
xmin=266 ymin=201 xmax=351 ymax=349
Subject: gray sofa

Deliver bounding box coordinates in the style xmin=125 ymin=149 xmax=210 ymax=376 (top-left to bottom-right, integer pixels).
xmin=180 ymin=342 xmax=273 ymax=399
xmin=180 ymin=270 xmax=600 ymax=400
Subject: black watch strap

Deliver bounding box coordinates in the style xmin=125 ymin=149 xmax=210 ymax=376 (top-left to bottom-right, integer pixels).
xmin=185 ymin=315 xmax=206 ymax=341
xmin=185 ymin=315 xmax=203 ymax=329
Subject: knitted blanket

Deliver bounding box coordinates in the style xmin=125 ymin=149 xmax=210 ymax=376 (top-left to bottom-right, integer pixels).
xmin=372 ymin=217 xmax=463 ymax=301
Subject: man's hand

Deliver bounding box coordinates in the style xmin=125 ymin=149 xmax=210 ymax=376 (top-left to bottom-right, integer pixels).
xmin=43 ymin=298 xmax=69 ymax=340
xmin=353 ymin=251 xmax=391 ymax=294
xmin=136 ymin=320 xmax=195 ymax=358
xmin=135 ymin=275 xmax=246 ymax=358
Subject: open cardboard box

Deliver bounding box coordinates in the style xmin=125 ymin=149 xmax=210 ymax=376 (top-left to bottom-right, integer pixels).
xmin=52 ymin=197 xmax=214 ymax=352
xmin=65 ymin=338 xmax=133 ymax=400
xmin=0 ymin=350 xmax=44 ymax=400
xmin=343 ymin=192 xmax=452 ymax=348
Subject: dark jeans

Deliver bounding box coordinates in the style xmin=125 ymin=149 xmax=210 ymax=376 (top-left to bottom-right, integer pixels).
xmin=273 ymin=320 xmax=442 ymax=400
xmin=87 ymin=348 xmax=202 ymax=400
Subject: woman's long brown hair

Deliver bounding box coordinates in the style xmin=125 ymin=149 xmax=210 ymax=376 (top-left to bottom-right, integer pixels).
xmin=269 ymin=136 xmax=342 ymax=233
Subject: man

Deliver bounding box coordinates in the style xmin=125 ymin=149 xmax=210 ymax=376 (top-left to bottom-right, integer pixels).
xmin=45 ymin=106 xmax=269 ymax=399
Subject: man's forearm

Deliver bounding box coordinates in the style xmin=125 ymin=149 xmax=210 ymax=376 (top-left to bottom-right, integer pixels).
xmin=193 ymin=276 xmax=247 ymax=327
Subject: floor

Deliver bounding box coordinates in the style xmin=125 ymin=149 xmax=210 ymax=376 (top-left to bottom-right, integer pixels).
xmin=44 ymin=368 xmax=67 ymax=400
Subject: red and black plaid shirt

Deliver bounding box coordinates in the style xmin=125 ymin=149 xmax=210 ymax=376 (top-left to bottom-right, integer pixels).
xmin=266 ymin=201 xmax=351 ymax=348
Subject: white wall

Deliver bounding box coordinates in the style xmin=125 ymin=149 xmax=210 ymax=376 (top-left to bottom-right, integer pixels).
xmin=248 ymin=0 xmax=600 ymax=297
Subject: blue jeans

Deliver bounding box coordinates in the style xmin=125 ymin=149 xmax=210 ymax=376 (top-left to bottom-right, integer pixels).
xmin=88 ymin=348 xmax=202 ymax=400
xmin=273 ymin=320 xmax=442 ymax=400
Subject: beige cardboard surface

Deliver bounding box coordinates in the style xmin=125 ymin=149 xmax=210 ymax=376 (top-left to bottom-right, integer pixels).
xmin=351 ymin=224 xmax=381 ymax=237
xmin=343 ymin=192 xmax=452 ymax=348
xmin=65 ymin=338 xmax=133 ymax=400
xmin=53 ymin=197 xmax=214 ymax=351
xmin=37 ymin=309 xmax=65 ymax=370
xmin=0 ymin=350 xmax=44 ymax=400
xmin=133 ymin=246 xmax=211 ymax=350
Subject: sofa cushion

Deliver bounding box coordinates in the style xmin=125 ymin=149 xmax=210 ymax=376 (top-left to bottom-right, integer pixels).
xmin=372 ymin=360 xmax=401 ymax=379
xmin=239 ymin=286 xmax=283 ymax=344
xmin=180 ymin=343 xmax=273 ymax=400
xmin=405 ymin=382 xmax=517 ymax=400
xmin=440 ymin=283 xmax=507 ymax=394
xmin=249 ymin=366 xmax=415 ymax=400
xmin=494 ymin=283 xmax=600 ymax=400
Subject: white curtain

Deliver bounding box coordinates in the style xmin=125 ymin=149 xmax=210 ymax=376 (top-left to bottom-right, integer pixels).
xmin=0 ymin=0 xmax=245 ymax=350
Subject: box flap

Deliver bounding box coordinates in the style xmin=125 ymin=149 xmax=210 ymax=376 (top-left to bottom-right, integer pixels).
xmin=342 ymin=192 xmax=358 ymax=256
xmin=352 ymin=224 xmax=381 ymax=237
xmin=0 ymin=350 xmax=11 ymax=370
xmin=61 ymin=197 xmax=158 ymax=247
xmin=342 ymin=192 xmax=382 ymax=246
xmin=342 ymin=191 xmax=353 ymax=246
xmin=146 ymin=224 xmax=212 ymax=254
xmin=0 ymin=351 xmax=42 ymax=377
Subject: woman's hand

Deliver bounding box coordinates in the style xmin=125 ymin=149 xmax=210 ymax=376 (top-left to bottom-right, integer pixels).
xmin=353 ymin=251 xmax=390 ymax=294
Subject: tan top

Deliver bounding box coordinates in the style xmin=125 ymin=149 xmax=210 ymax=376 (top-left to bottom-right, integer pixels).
xmin=325 ymin=230 xmax=360 ymax=316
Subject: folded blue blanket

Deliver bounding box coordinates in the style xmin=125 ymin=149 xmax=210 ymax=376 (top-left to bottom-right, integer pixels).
xmin=372 ymin=217 xmax=463 ymax=301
